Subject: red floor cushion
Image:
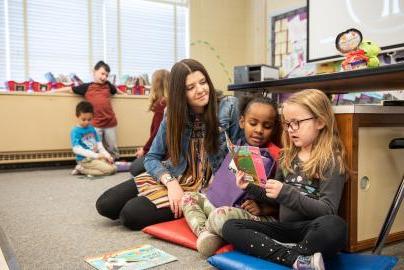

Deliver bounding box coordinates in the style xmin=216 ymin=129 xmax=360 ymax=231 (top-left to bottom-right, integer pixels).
xmin=142 ymin=218 xmax=234 ymax=254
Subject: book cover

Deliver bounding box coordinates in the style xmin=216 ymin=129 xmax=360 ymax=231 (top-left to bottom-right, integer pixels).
xmin=224 ymin=132 xmax=267 ymax=185
xmin=85 ymin=244 xmax=177 ymax=270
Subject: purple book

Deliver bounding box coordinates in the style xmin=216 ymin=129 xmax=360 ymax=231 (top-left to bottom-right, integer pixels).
xmin=205 ymin=149 xmax=274 ymax=208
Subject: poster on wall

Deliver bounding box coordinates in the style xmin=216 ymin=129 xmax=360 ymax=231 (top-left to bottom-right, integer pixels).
xmin=269 ymin=7 xmax=316 ymax=78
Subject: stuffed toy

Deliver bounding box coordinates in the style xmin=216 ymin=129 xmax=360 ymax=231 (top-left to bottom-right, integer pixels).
xmin=336 ymin=28 xmax=368 ymax=71
xmin=359 ymin=40 xmax=381 ymax=68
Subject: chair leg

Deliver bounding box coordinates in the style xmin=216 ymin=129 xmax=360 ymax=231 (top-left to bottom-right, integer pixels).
xmin=373 ymin=175 xmax=404 ymax=254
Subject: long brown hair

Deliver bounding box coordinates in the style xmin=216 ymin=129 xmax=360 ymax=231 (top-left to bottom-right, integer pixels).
xmin=148 ymin=69 xmax=170 ymax=111
xmin=167 ymin=59 xmax=219 ymax=166
xmin=280 ymin=89 xmax=347 ymax=179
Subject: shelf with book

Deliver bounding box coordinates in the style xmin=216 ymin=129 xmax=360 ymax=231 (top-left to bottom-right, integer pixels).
xmin=228 ymin=62 xmax=404 ymax=94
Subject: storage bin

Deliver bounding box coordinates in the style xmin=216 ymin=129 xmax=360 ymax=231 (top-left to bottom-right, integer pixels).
xmin=7 ymin=81 xmax=30 ymax=91
xmin=31 ymin=82 xmax=52 ymax=92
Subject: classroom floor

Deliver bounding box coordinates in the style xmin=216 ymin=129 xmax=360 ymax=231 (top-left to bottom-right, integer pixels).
xmin=0 ymin=167 xmax=403 ymax=270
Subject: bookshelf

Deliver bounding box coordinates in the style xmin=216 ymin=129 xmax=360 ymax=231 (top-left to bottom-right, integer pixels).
xmin=228 ymin=62 xmax=404 ymax=93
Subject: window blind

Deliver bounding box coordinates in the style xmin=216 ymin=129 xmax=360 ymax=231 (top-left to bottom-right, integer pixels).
xmin=7 ymin=0 xmax=25 ymax=82
xmin=0 ymin=0 xmax=188 ymax=85
xmin=26 ymin=0 xmax=90 ymax=82
xmin=0 ymin=1 xmax=6 ymax=86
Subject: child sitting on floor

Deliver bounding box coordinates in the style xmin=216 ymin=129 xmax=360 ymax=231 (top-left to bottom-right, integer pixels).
xmin=71 ymin=101 xmax=116 ymax=176
xmin=181 ymin=96 xmax=281 ymax=256
xmin=222 ymin=89 xmax=348 ymax=270
xmin=54 ymin=61 xmax=126 ymax=159
xmin=129 ymin=69 xmax=170 ymax=177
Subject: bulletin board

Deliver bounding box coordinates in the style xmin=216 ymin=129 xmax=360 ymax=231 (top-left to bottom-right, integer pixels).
xmin=270 ymin=7 xmax=314 ymax=78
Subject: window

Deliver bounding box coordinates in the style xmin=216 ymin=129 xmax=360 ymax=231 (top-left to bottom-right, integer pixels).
xmin=0 ymin=0 xmax=188 ymax=86
xmin=27 ymin=0 xmax=90 ymax=81
xmin=0 ymin=1 xmax=6 ymax=82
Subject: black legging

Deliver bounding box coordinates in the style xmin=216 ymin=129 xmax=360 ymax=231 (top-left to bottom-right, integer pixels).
xmin=96 ymin=179 xmax=174 ymax=230
xmin=222 ymin=215 xmax=347 ymax=267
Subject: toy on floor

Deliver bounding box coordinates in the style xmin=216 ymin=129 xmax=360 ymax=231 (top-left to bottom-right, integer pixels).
xmin=336 ymin=28 xmax=368 ymax=71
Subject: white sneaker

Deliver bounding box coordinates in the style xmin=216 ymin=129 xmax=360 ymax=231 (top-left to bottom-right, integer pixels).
xmin=293 ymin=252 xmax=325 ymax=270
xmin=71 ymin=165 xmax=82 ymax=175
xmin=196 ymin=231 xmax=224 ymax=257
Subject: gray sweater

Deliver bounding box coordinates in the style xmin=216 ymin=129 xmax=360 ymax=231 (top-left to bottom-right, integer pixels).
xmin=246 ymin=157 xmax=346 ymax=222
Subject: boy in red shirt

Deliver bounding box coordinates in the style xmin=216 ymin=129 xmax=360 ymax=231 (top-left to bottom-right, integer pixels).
xmin=54 ymin=61 xmax=125 ymax=159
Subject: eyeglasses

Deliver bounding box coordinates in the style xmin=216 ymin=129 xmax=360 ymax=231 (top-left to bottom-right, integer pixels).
xmin=282 ymin=117 xmax=314 ymax=131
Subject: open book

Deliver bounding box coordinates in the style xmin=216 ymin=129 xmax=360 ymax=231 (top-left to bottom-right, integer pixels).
xmin=224 ymin=132 xmax=267 ymax=185
xmin=85 ymin=244 xmax=177 ymax=270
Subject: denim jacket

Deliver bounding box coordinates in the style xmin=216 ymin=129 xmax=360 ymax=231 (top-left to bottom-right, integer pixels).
xmin=144 ymin=96 xmax=241 ymax=181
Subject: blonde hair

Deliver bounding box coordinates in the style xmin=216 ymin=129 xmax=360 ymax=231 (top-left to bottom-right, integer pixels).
xmin=280 ymin=89 xmax=347 ymax=180
xmin=148 ymin=69 xmax=170 ymax=111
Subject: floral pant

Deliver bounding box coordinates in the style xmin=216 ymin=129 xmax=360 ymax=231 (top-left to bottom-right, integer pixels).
xmin=182 ymin=192 xmax=275 ymax=237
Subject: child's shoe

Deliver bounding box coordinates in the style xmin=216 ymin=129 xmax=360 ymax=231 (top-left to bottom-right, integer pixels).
xmin=114 ymin=161 xmax=131 ymax=172
xmin=71 ymin=165 xmax=81 ymax=175
xmin=293 ymin=252 xmax=324 ymax=270
xmin=196 ymin=230 xmax=224 ymax=257
xmin=71 ymin=165 xmax=83 ymax=175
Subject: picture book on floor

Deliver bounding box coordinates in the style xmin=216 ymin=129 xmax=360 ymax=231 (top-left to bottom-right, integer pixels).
xmin=224 ymin=132 xmax=267 ymax=185
xmin=85 ymin=244 xmax=177 ymax=270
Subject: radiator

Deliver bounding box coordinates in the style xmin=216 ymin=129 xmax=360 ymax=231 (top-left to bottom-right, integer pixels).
xmin=0 ymin=147 xmax=138 ymax=164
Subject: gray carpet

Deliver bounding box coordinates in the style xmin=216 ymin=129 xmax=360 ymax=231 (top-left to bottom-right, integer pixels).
xmin=0 ymin=168 xmax=212 ymax=270
xmin=0 ymin=168 xmax=403 ymax=270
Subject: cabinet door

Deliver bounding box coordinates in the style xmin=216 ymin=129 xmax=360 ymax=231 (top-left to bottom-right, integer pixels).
xmin=357 ymin=127 xmax=404 ymax=242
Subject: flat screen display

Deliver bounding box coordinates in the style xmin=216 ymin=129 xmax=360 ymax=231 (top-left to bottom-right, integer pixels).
xmin=308 ymin=0 xmax=404 ymax=62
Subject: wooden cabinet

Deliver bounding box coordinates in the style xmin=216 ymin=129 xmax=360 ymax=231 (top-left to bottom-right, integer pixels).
xmin=335 ymin=110 xmax=404 ymax=251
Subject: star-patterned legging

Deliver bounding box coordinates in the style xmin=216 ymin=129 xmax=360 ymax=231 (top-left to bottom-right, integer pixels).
xmin=222 ymin=215 xmax=347 ymax=267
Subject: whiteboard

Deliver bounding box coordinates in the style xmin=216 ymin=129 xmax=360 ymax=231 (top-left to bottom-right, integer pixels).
xmin=308 ymin=0 xmax=404 ymax=62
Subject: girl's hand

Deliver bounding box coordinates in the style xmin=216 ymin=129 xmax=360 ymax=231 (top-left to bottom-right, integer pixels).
xmin=241 ymin=200 xmax=262 ymax=216
xmin=134 ymin=148 xmax=144 ymax=158
xmin=235 ymin=171 xmax=249 ymax=190
xmin=166 ymin=180 xmax=184 ymax=218
xmin=265 ymin=179 xmax=283 ymax=199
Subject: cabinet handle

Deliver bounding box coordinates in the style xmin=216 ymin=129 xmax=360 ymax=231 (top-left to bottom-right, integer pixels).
xmin=360 ymin=176 xmax=370 ymax=190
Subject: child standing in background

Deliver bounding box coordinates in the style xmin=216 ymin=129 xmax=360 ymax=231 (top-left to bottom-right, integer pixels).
xmin=181 ymin=96 xmax=281 ymax=257
xmin=222 ymin=89 xmax=348 ymax=270
xmin=129 ymin=69 xmax=170 ymax=177
xmin=53 ymin=61 xmax=125 ymax=159
xmin=71 ymin=101 xmax=116 ymax=176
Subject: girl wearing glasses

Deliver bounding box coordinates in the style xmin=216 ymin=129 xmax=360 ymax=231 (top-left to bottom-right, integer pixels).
xmin=222 ymin=89 xmax=348 ymax=270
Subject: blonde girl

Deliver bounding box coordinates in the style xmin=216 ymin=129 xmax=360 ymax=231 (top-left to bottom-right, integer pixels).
xmin=129 ymin=69 xmax=170 ymax=176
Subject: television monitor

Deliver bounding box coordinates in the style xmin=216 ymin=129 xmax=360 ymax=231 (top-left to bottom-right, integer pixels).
xmin=307 ymin=0 xmax=404 ymax=63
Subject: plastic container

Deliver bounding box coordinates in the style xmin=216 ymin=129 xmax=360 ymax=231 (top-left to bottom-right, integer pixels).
xmin=31 ymin=82 xmax=52 ymax=92
xmin=117 ymin=85 xmax=133 ymax=95
xmin=7 ymin=81 xmax=30 ymax=91
xmin=53 ymin=82 xmax=74 ymax=89
xmin=133 ymin=85 xmax=145 ymax=95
